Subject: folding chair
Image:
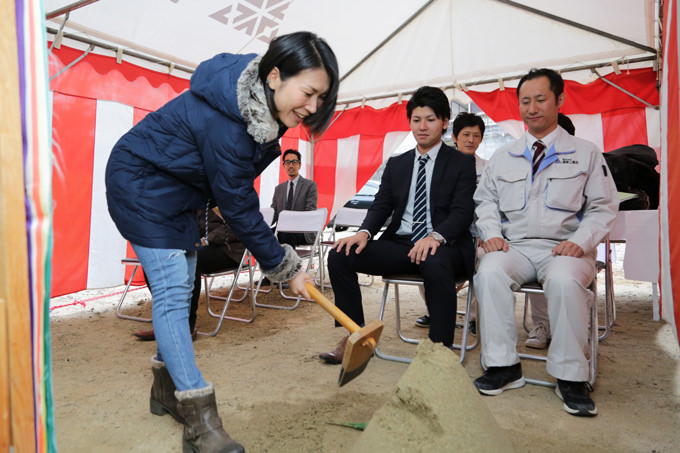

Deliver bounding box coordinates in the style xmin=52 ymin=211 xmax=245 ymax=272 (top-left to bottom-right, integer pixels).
xmin=115 ymin=258 xmax=152 ymax=322
xmin=255 ymin=207 xmax=328 ymax=310
xmin=597 ymin=237 xmax=615 ymax=340
xmin=373 ymin=274 xmax=478 ymax=364
xmin=197 ymin=207 xmax=278 ymax=336
xmin=237 ymin=207 xmax=276 ymax=293
xmin=520 ymin=237 xmax=615 ymax=343
xmin=198 ymin=250 xmax=256 ymax=337
xmin=317 ymin=207 xmax=373 ymax=290
xmin=510 ymin=280 xmax=599 ymax=387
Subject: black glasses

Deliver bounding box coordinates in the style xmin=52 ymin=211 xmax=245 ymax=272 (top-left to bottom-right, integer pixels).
xmin=283 ymin=159 xmax=301 ymax=165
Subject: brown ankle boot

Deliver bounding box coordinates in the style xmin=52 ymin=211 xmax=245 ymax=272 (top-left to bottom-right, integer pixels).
xmin=319 ymin=335 xmax=349 ymax=365
xmin=176 ymin=383 xmax=244 ymax=453
xmin=136 ymin=326 xmax=197 ymax=342
xmin=150 ymin=357 xmax=184 ymax=423
xmin=134 ymin=328 xmax=156 ymax=341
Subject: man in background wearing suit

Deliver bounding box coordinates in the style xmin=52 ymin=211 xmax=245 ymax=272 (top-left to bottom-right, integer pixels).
xmin=271 ymin=149 xmax=318 ymax=247
xmin=320 ymin=86 xmax=477 ymax=364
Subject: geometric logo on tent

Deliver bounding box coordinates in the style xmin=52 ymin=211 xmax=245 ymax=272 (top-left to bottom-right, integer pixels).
xmin=208 ymin=0 xmax=292 ymax=44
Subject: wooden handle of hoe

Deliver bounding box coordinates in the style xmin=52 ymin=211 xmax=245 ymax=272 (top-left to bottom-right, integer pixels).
xmin=306 ymin=283 xmax=361 ymax=335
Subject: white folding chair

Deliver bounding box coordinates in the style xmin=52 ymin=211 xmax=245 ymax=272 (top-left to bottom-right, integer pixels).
xmin=237 ymin=207 xmax=276 ymax=294
xmin=198 ymin=250 xmax=256 ymax=337
xmin=200 ymin=207 xmax=276 ymax=335
xmin=255 ymin=207 xmax=328 ymax=310
xmin=510 ymin=280 xmax=598 ymax=387
xmin=520 ymin=237 xmax=615 ymax=343
xmin=317 ymin=207 xmax=373 ymax=289
xmin=115 ymin=258 xmax=152 ymax=322
xmin=260 ymin=207 xmax=275 ymax=227
xmin=373 ymin=273 xmax=478 ymax=364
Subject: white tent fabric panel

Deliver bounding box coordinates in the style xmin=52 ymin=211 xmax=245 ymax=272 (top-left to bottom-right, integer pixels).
xmin=86 ymin=99 xmax=132 ymax=288
xmin=332 ymin=135 xmax=361 ymax=217
xmin=340 ymin=0 xmax=652 ymax=101
xmin=45 ymin=0 xmax=424 ymax=77
xmin=45 ymin=0 xmax=657 ymax=106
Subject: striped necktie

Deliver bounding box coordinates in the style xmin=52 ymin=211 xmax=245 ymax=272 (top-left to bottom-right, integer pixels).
xmin=532 ymin=141 xmax=546 ymax=175
xmin=412 ymin=155 xmax=429 ymax=243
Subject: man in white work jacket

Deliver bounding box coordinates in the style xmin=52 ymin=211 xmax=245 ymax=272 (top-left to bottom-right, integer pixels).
xmin=472 ymin=68 xmax=618 ymax=417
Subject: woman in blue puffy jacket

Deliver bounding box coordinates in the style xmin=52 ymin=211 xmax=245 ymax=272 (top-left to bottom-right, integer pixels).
xmin=105 ymin=31 xmax=338 ymax=452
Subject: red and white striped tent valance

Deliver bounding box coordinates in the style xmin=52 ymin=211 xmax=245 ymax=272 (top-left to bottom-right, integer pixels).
xmin=48 ymin=45 xmax=411 ymax=296
xmin=466 ymin=68 xmax=660 ymax=154
xmin=49 ymin=45 xmax=665 ymax=312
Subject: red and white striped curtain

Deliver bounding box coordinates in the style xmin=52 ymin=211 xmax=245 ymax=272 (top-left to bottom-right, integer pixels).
xmin=50 ymin=43 xmax=674 ymax=348
xmin=466 ymin=68 xmax=660 ymax=154
xmin=48 ymin=45 xmax=411 ymax=296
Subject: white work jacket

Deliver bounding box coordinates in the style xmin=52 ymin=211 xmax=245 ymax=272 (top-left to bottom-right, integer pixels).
xmin=474 ymin=128 xmax=619 ymax=255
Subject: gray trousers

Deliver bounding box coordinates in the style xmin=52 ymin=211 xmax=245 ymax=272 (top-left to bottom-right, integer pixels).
xmin=474 ymin=239 xmax=596 ymax=381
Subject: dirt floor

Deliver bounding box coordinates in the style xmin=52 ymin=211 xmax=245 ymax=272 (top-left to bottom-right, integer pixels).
xmin=49 ymin=246 xmax=680 ymax=452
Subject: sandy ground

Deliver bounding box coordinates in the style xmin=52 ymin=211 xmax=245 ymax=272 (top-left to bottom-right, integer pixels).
xmin=49 ymin=246 xmax=680 ymax=452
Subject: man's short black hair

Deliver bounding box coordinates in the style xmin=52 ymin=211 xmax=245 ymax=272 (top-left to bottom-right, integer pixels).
xmin=282 ymin=149 xmax=301 ymax=161
xmin=452 ymin=112 xmax=485 ymax=139
xmin=517 ymin=68 xmax=565 ymax=102
xmin=406 ymin=86 xmax=451 ymax=131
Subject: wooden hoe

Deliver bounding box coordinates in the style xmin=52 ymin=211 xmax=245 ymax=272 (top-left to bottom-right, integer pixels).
xmin=306 ymin=283 xmax=384 ymax=386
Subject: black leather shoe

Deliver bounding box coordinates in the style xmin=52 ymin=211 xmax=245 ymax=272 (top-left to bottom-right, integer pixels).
xmin=319 ymin=336 xmax=348 ymax=365
xmin=468 ymin=320 xmax=477 ymax=335
xmin=473 ymin=363 xmax=525 ymax=396
xmin=415 ymin=315 xmax=430 ymax=328
xmin=556 ymin=379 xmax=598 ymax=416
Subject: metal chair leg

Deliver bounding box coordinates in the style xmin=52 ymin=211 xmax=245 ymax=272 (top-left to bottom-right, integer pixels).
xmin=115 ymin=261 xmax=152 ymax=322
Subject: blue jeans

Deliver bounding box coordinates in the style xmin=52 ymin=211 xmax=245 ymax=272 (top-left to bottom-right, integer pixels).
xmin=131 ymin=243 xmax=206 ymax=391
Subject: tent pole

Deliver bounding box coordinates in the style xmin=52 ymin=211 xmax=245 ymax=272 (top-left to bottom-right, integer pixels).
xmin=0 ymin=0 xmax=37 ymax=450
xmin=45 ymin=0 xmax=100 ymax=20
xmin=494 ymin=0 xmax=657 ymax=55
xmin=309 ymin=136 xmax=315 ymax=181
xmin=50 ymin=44 xmax=93 ymax=81
xmin=591 ymin=68 xmax=659 ymax=109
xmin=338 ymin=55 xmax=657 ymax=106
xmin=45 ymin=26 xmax=195 ymax=75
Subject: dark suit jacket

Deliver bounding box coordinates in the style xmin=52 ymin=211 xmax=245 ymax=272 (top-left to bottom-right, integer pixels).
xmin=271 ymin=176 xmax=318 ymax=244
xmin=360 ymin=143 xmax=477 ymax=277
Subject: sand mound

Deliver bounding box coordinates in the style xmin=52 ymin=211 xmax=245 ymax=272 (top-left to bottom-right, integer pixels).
xmin=353 ymin=339 xmax=512 ymax=452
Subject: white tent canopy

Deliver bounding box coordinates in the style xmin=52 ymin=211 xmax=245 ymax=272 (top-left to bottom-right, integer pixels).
xmin=45 ymin=0 xmax=659 ymax=107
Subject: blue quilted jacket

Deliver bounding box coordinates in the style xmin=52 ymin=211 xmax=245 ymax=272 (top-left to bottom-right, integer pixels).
xmin=105 ymin=53 xmax=287 ymax=271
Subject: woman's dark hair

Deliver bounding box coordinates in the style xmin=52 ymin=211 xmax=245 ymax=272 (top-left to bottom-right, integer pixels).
xmin=406 ymin=86 xmax=451 ymax=133
xmin=452 ymin=112 xmax=485 ymax=139
xmin=259 ymin=31 xmax=339 ymax=135
xmin=558 ymin=113 xmax=575 ymax=136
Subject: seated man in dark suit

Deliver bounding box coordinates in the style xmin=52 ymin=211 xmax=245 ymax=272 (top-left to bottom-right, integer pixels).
xmin=320 ymin=86 xmax=477 ymax=363
xmin=271 ymin=149 xmax=318 ymax=247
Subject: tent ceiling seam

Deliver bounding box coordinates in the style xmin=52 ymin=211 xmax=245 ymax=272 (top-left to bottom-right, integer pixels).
xmin=494 ymin=0 xmax=657 ymax=55
xmin=339 ymin=0 xmax=437 ymax=82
